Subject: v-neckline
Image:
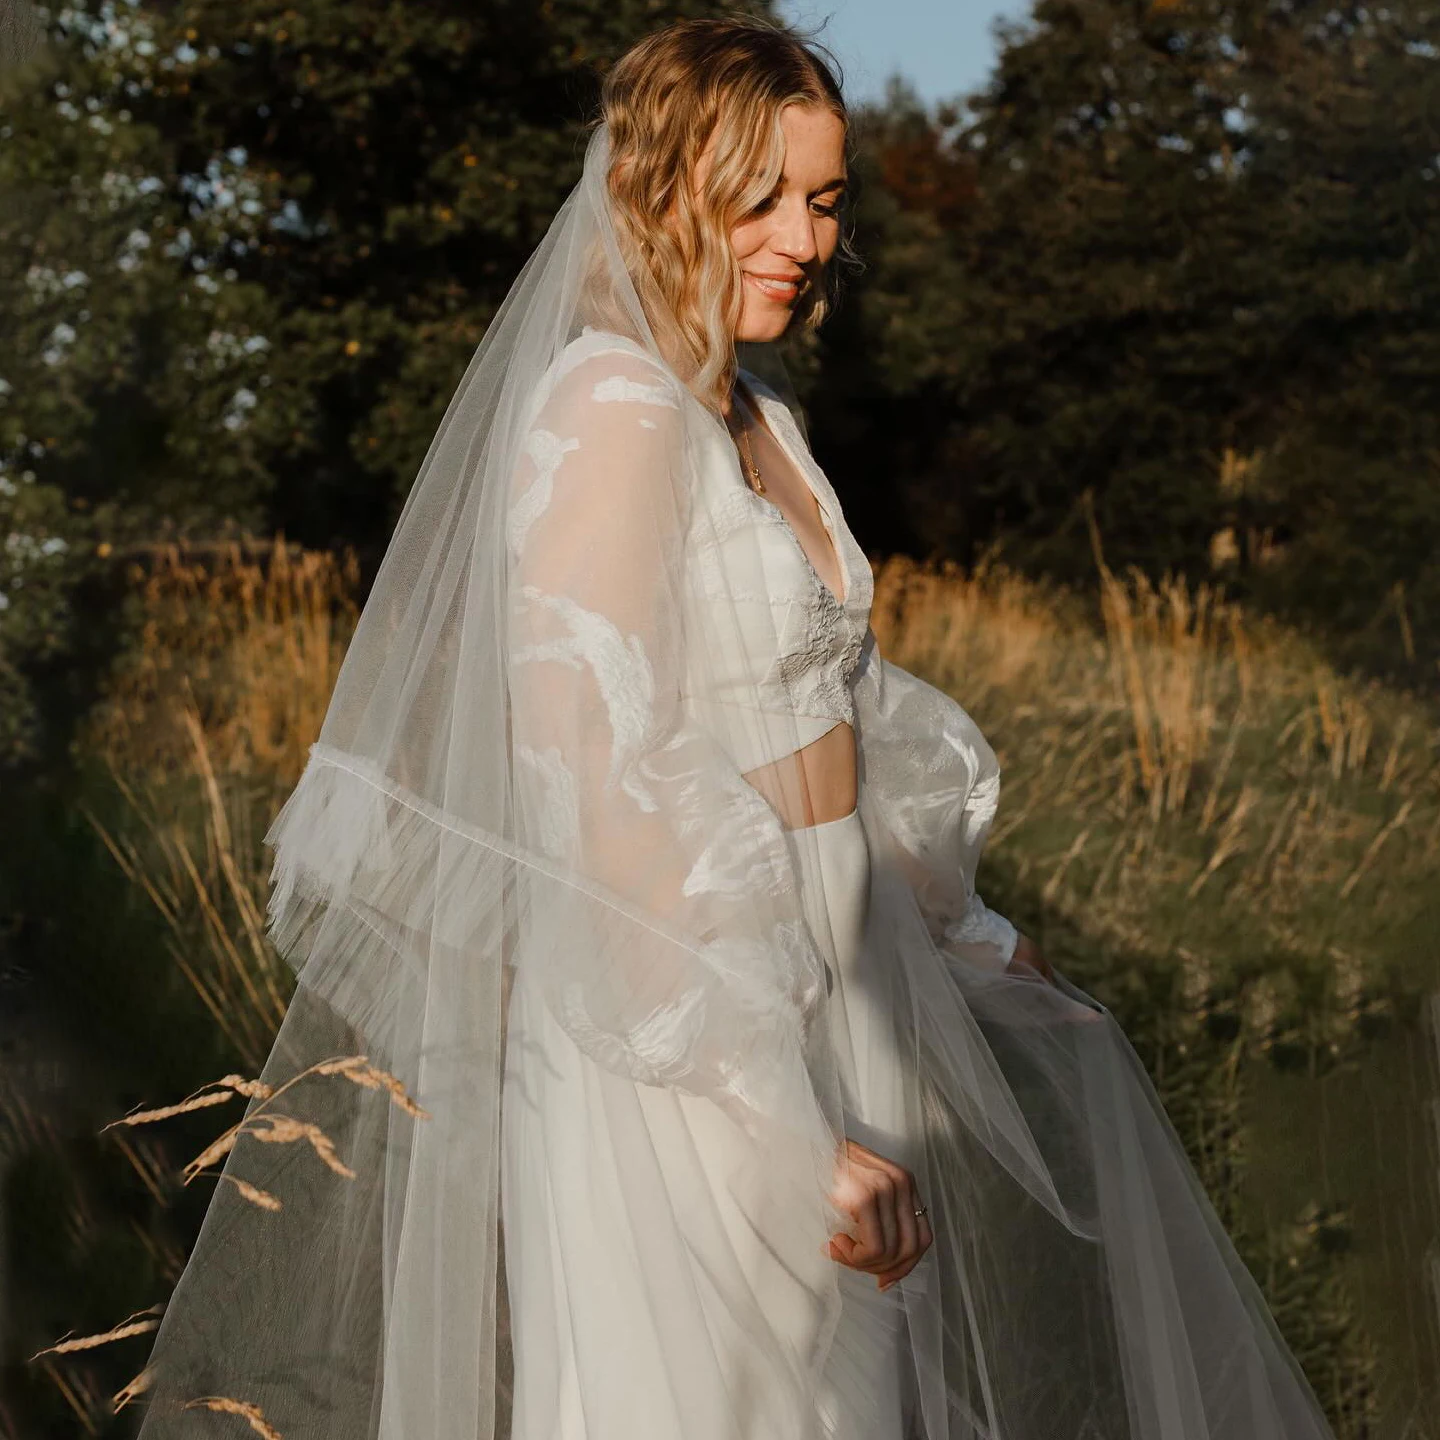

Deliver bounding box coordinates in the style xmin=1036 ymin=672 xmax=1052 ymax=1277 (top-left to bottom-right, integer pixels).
xmin=733 ymin=374 xmax=849 ymax=608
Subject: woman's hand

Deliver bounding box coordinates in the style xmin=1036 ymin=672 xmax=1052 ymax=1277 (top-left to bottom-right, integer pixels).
xmin=1006 ymin=931 xmax=1054 ymax=984
xmin=827 ymin=1138 xmax=933 ymax=1291
xmin=1006 ymin=933 xmax=1104 ymax=1024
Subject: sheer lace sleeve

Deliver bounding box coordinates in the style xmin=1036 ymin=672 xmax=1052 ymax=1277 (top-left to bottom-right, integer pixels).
xmin=505 ymin=344 xmax=823 ymax=1129
xmin=850 ymin=625 xmax=1021 ymax=973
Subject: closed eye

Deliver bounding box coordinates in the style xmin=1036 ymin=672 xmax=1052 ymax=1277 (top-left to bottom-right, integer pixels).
xmin=746 ymin=195 xmax=844 ymax=219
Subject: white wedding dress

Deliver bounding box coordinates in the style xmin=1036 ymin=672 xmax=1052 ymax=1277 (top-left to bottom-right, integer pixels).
xmin=128 ymin=123 xmax=1339 ymax=1440
xmin=500 ymin=327 xmax=1012 ymax=1440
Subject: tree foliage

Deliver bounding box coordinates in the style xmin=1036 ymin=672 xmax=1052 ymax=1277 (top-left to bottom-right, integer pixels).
xmin=811 ymin=0 xmax=1440 ymax=684
xmin=0 ymin=0 xmax=771 ymax=760
xmin=3 ymin=0 xmax=1438 ymax=744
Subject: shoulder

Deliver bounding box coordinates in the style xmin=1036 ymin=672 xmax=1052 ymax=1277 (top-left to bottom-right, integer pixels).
xmin=534 ymin=327 xmax=685 ymax=420
xmin=513 ymin=330 xmax=688 ymax=509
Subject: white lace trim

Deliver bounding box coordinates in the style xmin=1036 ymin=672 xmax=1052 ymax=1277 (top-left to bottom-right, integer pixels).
xmin=590 ymin=373 xmax=679 ymax=408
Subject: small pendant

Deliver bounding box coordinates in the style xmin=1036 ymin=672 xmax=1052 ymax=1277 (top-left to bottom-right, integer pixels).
xmin=749 ymin=466 xmax=766 ymax=495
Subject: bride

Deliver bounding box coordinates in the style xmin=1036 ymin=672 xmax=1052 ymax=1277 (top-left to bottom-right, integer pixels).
xmin=123 ymin=15 xmax=1339 ymax=1440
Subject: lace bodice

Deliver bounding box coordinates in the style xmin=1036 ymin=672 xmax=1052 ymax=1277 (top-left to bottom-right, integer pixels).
xmin=515 ymin=326 xmax=875 ymax=776
xmin=506 ymin=324 xmax=1016 ymax=989
xmin=683 ymin=361 xmax=874 ymax=773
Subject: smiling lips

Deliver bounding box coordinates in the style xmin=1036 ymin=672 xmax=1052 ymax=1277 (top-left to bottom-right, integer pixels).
xmin=744 ymin=271 xmax=806 ymax=303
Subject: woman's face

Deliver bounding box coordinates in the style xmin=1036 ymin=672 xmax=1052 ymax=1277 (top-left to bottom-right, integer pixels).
xmin=697 ymin=104 xmax=848 ymax=343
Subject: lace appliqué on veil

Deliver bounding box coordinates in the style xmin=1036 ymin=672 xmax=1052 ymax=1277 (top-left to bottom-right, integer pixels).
xmin=554 ymin=979 xmax=712 ymax=1090
xmin=591 ymin=373 xmax=680 ymax=408
xmin=508 ymin=428 xmax=579 ymax=556
xmin=512 ymin=586 xmax=663 ymax=814
xmin=514 ymin=742 xmax=582 ymax=864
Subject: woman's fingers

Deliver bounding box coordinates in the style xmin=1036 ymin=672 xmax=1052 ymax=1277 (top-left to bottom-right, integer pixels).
xmin=828 ymin=1139 xmax=933 ymax=1284
xmin=876 ymin=1170 xmax=930 ymax=1290
xmin=871 ymin=1161 xmax=901 ymax=1263
xmin=851 ymin=1185 xmax=888 ymax=1267
xmin=877 ymin=1209 xmax=932 ymax=1289
xmin=887 ymin=1164 xmax=919 ymax=1273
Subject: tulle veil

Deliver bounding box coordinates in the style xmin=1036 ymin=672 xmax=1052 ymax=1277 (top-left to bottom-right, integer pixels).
xmin=122 ymin=119 xmax=1340 ymax=1440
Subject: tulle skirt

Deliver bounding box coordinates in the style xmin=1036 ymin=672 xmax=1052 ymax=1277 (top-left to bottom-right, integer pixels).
xmin=124 ymin=766 xmax=1339 ymax=1440
xmin=501 ymin=799 xmax=909 ymax=1440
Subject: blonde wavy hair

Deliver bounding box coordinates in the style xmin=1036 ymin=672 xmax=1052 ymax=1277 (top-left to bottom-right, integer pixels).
xmin=584 ymin=16 xmax=859 ymax=411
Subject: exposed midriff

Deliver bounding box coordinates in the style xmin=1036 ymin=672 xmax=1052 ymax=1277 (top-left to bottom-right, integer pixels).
xmin=741 ymin=719 xmax=857 ymax=831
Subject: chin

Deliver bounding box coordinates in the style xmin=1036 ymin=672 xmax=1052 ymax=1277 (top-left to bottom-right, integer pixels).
xmin=736 ymin=301 xmax=794 ymax=344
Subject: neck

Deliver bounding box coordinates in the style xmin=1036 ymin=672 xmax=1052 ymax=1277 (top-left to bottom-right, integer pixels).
xmin=722 ymin=376 xmax=752 ymax=426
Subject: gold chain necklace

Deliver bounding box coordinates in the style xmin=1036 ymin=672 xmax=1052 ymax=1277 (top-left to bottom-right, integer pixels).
xmin=724 ymin=386 xmax=767 ymax=496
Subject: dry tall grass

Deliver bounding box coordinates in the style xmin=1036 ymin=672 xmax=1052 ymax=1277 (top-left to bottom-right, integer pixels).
xmin=85 ymin=536 xmax=359 ymax=785
xmin=24 ymin=539 xmax=366 ymax=1433
xmin=872 ymin=552 xmax=1440 ymax=1438
xmin=87 ymin=537 xmax=1433 ymax=1073
xmin=869 ymin=552 xmax=1434 ymax=1440
xmin=32 ymin=1055 xmax=427 ymax=1436
xmin=870 ymin=553 xmax=1438 ymax=1004
xmin=37 ymin=538 xmax=1438 ymax=1438
xmin=77 ymin=538 xmax=359 ymax=1070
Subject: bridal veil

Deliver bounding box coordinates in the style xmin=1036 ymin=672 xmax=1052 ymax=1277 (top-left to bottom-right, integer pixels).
xmin=123 ymin=120 xmax=1339 ymax=1440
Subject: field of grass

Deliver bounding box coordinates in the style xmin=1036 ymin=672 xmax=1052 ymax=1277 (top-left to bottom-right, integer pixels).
xmin=870 ymin=548 xmax=1440 ymax=1438
xmin=5 ymin=536 xmax=1437 ymax=1438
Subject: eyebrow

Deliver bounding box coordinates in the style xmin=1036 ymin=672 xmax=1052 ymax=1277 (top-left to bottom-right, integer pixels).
xmin=747 ymin=169 xmax=849 ymax=196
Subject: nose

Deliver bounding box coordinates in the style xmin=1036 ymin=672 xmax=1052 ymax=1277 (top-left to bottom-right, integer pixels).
xmin=768 ymin=195 xmax=820 ymax=265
